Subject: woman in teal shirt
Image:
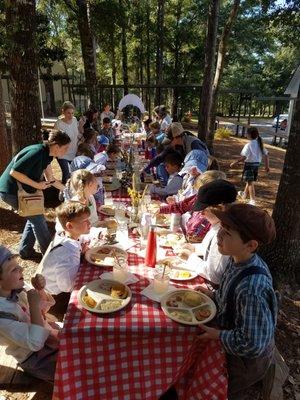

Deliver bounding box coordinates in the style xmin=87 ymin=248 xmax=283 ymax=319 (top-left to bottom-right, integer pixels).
xmin=0 ymin=130 xmax=70 ymax=259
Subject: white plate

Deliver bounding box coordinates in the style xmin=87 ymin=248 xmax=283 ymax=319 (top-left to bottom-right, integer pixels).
xmin=78 ymin=279 xmax=132 ymax=314
xmin=161 ymin=289 xmax=216 ymax=326
xmin=156 ymin=258 xmax=198 ymax=281
xmin=85 ymin=245 xmax=128 ymax=267
xmin=158 ymin=233 xmax=186 ymax=248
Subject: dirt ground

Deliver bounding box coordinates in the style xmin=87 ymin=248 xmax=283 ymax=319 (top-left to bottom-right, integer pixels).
xmin=0 ymin=135 xmax=299 ymax=400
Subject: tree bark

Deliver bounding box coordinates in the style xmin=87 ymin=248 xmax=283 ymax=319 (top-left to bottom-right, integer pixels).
xmin=146 ymin=2 xmax=151 ymax=112
xmin=0 ymin=78 xmax=10 ymax=173
xmin=155 ymin=0 xmax=165 ymax=106
xmin=75 ymin=0 xmax=98 ymax=106
xmin=207 ymin=0 xmax=241 ymax=151
xmin=5 ymin=0 xmax=41 ymax=153
xmin=171 ymin=2 xmax=182 ymax=120
xmin=260 ymin=89 xmax=300 ymax=285
xmin=197 ymin=0 xmax=220 ymax=143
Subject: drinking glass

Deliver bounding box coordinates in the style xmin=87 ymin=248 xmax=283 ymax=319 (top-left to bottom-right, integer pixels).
xmin=105 ymin=192 xmax=113 ymax=206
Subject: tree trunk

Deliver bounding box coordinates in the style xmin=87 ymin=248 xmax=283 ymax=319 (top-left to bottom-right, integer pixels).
xmin=76 ymin=0 xmax=98 ymax=106
xmin=171 ymin=3 xmax=182 ymax=121
xmin=197 ymin=0 xmax=220 ymax=143
xmin=111 ymin=32 xmax=117 ymax=110
xmin=155 ymin=0 xmax=165 ymax=106
xmin=0 ymin=78 xmax=10 ymax=173
xmin=43 ymin=67 xmax=56 ymax=116
xmin=260 ymin=88 xmax=300 ymax=285
xmin=207 ymin=0 xmax=241 ymax=151
xmin=5 ymin=0 xmax=41 ymax=153
xmin=146 ymin=2 xmax=151 ymax=112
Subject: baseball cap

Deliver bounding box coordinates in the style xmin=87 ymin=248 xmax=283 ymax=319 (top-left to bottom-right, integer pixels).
xmin=193 ymin=179 xmax=237 ymax=211
xmin=212 ymin=203 xmax=276 ymax=244
xmin=97 ymin=135 xmax=110 ymax=146
xmin=0 ymin=245 xmax=18 ymax=268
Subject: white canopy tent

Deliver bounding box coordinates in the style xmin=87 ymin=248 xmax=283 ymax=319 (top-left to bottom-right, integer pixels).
xmin=118 ymin=94 xmax=146 ymax=113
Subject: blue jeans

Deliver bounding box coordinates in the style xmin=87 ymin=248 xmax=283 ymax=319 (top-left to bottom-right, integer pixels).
xmin=0 ymin=192 xmax=51 ymax=256
xmin=57 ymin=158 xmax=71 ymax=184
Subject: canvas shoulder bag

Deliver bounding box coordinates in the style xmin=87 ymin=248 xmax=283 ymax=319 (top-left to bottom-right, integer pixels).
xmin=17 ymin=181 xmax=45 ymax=217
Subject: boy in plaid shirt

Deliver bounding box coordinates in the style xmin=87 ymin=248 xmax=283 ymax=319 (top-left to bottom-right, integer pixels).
xmin=197 ymin=203 xmax=277 ymax=399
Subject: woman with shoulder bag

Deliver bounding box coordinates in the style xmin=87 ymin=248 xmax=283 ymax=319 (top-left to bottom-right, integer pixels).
xmin=0 ymin=130 xmax=71 ymax=259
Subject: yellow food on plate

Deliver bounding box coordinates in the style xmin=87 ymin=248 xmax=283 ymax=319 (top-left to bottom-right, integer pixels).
xmin=111 ymin=283 xmax=128 ymax=299
xmin=83 ymin=294 xmax=97 ymax=308
xmin=90 ymin=254 xmax=115 ymax=265
xmin=172 ymin=270 xmax=192 ymax=279
xmin=183 ymin=292 xmax=204 ymax=307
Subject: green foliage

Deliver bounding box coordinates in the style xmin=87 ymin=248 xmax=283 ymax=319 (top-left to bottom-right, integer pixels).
xmin=214 ymin=127 xmax=232 ymax=139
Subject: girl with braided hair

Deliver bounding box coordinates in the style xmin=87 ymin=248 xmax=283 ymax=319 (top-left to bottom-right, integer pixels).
xmin=56 ymin=170 xmax=99 ymax=233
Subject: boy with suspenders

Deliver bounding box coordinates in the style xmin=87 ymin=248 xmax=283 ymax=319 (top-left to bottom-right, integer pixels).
xmin=197 ymin=204 xmax=277 ymax=399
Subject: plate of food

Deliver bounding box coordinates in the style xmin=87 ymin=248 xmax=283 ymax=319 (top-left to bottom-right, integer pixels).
xmin=78 ymin=279 xmax=132 ymax=314
xmin=155 ymin=214 xmax=171 ymax=228
xmin=97 ymin=218 xmax=118 ymax=232
xmin=156 ymin=258 xmax=198 ymax=281
xmin=161 ymin=289 xmax=216 ymax=325
xmin=85 ymin=245 xmax=127 ymax=267
xmin=99 ymin=205 xmax=115 ymax=216
xmin=158 ymin=232 xmax=186 ymax=248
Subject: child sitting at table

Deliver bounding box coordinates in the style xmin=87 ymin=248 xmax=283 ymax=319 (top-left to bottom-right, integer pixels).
xmin=179 ymin=179 xmax=237 ymax=285
xmin=94 ymin=143 xmax=120 ymax=166
xmin=197 ymin=203 xmax=277 ymax=400
xmin=159 ymin=170 xmax=226 ymax=243
xmin=60 ymin=169 xmax=99 ymax=229
xmin=40 ymin=201 xmax=92 ymax=296
xmin=149 ymin=121 xmax=165 ymax=143
xmin=149 ymin=152 xmax=183 ymax=200
xmin=97 ymin=134 xmax=110 ymax=153
xmin=99 ymin=117 xmax=115 ymax=143
xmin=70 ymin=144 xmax=106 ymax=207
xmin=0 ymin=245 xmax=59 ymax=382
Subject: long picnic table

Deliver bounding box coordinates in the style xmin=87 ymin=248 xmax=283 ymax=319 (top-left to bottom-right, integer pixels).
xmin=53 ymin=196 xmax=227 ymax=400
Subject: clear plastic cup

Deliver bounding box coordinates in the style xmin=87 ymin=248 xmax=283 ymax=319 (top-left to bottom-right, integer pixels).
xmin=153 ymin=273 xmax=170 ymax=294
xmin=113 ymin=260 xmax=128 ymax=283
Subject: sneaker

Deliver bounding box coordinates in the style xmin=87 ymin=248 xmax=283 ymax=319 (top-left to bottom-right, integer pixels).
xmin=248 ymin=199 xmax=256 ymax=206
xmin=238 ymin=191 xmax=245 ymax=199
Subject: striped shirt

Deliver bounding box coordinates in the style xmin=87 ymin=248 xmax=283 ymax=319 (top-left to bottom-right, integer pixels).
xmin=215 ymin=254 xmax=277 ymax=358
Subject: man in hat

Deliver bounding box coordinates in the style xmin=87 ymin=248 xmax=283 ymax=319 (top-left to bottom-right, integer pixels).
xmin=197 ymin=203 xmax=277 ymax=400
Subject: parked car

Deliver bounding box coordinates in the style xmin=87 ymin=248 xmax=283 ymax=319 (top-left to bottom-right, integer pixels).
xmin=272 ymin=114 xmax=288 ymax=128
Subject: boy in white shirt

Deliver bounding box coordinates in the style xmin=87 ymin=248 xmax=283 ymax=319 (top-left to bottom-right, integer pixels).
xmin=0 ymin=245 xmax=58 ymax=382
xmin=230 ymin=127 xmax=269 ymax=205
xmin=179 ymin=180 xmax=237 ymax=285
xmin=40 ymin=201 xmax=92 ymax=296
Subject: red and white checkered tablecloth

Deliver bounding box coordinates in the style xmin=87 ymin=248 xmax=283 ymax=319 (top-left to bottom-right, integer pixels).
xmin=53 ymin=194 xmax=228 ymax=400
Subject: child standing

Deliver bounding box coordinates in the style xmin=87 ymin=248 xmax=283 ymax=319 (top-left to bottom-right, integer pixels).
xmin=230 ymin=127 xmax=269 ymax=205
xmin=0 ymin=245 xmax=58 ymax=382
xmin=197 ymin=204 xmax=277 ymax=399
